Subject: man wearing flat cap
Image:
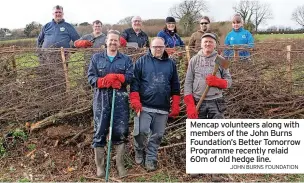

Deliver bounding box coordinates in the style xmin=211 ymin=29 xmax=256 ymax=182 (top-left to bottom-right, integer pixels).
xmin=184 ymin=32 xmax=232 ymax=119
xmin=184 ymin=32 xmax=232 ymax=181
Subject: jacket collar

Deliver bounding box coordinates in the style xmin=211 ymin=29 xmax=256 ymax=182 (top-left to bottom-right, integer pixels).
xmin=52 ymin=19 xmax=65 ymax=24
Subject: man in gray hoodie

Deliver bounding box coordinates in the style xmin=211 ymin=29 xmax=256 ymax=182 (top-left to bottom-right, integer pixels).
xmin=184 ymin=33 xmax=232 ymax=119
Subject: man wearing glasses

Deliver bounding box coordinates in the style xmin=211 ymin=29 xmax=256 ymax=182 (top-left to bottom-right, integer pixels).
xmin=188 ymin=16 xmax=212 ymax=51
xmin=129 ymin=37 xmax=181 ymax=171
xmin=121 ymin=16 xmax=149 ymax=48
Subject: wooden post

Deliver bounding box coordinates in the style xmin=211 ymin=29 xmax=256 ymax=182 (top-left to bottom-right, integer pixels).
xmin=11 ymin=46 xmax=17 ymax=77
xmin=60 ymin=47 xmax=70 ymax=92
xmin=233 ymin=46 xmax=239 ymax=62
xmin=286 ymin=45 xmax=292 ymax=93
xmin=185 ymin=46 xmax=191 ymax=69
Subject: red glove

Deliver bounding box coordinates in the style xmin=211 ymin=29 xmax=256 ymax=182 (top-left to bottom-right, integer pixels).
xmin=168 ymin=95 xmax=180 ymax=119
xmin=184 ymin=94 xmax=198 ymax=119
xmin=129 ymin=92 xmax=142 ymax=113
xmin=74 ymin=40 xmax=93 ymax=48
xmin=97 ymin=77 xmax=111 ymax=88
xmin=112 ymin=80 xmax=121 ymax=89
xmin=206 ymin=75 xmax=228 ymax=89
xmin=120 ymin=37 xmax=127 ymax=47
xmin=165 ymin=48 xmax=176 ymax=55
xmin=115 ymin=74 xmax=125 ymax=83
xmin=103 ymin=74 xmax=118 ymax=85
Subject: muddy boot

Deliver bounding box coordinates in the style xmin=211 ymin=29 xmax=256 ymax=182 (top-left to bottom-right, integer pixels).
xmin=145 ymin=159 xmax=157 ymax=172
xmin=94 ymin=147 xmax=105 ymax=178
xmin=116 ymin=143 xmax=127 ymax=177
xmin=135 ymin=149 xmax=144 ymax=164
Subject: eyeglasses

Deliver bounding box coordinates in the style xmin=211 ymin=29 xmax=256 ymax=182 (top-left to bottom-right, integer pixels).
xmin=54 ymin=12 xmax=62 ymax=14
xmin=200 ymin=22 xmax=209 ymax=25
xmin=152 ymin=46 xmax=165 ymax=49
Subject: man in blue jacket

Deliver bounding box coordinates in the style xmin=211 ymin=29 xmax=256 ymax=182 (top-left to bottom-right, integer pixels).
xmin=88 ymin=30 xmax=134 ymax=178
xmin=122 ymin=16 xmax=149 ymax=48
xmin=130 ymin=37 xmax=181 ymax=171
xmin=224 ymin=14 xmax=254 ymax=61
xmin=37 ymin=5 xmax=80 ymax=48
xmin=36 ymin=5 xmax=80 ymax=96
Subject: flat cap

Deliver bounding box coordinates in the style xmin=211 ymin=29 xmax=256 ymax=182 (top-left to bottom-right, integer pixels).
xmin=201 ymin=32 xmax=217 ymax=41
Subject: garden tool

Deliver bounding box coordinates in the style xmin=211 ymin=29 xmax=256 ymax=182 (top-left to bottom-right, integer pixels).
xmin=105 ymin=89 xmax=116 ymax=182
xmin=196 ymin=55 xmax=229 ymax=111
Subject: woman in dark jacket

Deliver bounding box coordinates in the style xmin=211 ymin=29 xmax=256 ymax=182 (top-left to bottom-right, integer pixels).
xmin=157 ymin=17 xmax=184 ymax=48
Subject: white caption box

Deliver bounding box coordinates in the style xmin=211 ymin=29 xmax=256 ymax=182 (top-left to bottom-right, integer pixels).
xmin=186 ymin=119 xmax=304 ymax=174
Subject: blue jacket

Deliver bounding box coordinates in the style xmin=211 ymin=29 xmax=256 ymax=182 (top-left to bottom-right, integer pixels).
xmin=130 ymin=50 xmax=180 ymax=112
xmin=88 ymin=51 xmax=133 ymax=91
xmin=37 ymin=19 xmax=80 ymax=48
xmin=122 ymin=28 xmax=149 ymax=48
xmin=224 ymin=27 xmax=254 ymax=59
xmin=157 ymin=30 xmax=184 ymax=48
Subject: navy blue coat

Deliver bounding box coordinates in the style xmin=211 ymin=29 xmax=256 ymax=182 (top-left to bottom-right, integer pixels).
xmin=37 ymin=19 xmax=80 ymax=48
xmin=88 ymin=51 xmax=134 ymax=147
xmin=122 ymin=28 xmax=149 ymax=48
xmin=131 ymin=50 xmax=180 ymax=112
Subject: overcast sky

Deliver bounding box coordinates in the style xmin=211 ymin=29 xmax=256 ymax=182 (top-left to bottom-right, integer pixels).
xmin=1 ymin=0 xmax=303 ymax=30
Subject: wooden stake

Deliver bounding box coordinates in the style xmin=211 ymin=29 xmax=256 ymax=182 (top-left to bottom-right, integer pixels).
xmin=11 ymin=46 xmax=17 ymax=77
xmin=286 ymin=45 xmax=292 ymax=93
xmin=60 ymin=47 xmax=70 ymax=92
xmin=233 ymin=46 xmax=239 ymax=62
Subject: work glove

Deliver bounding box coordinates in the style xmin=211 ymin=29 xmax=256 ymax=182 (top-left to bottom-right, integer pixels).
xmin=97 ymin=77 xmax=111 ymax=88
xmin=165 ymin=48 xmax=176 ymax=55
xmin=184 ymin=94 xmax=198 ymax=119
xmin=111 ymin=80 xmax=122 ymax=89
xmin=120 ymin=37 xmax=127 ymax=47
xmin=103 ymin=74 xmax=118 ymax=85
xmin=115 ymin=74 xmax=125 ymax=83
xmin=74 ymin=40 xmax=93 ymax=48
xmin=129 ymin=92 xmax=142 ymax=113
xmin=168 ymin=95 xmax=181 ymax=119
xmin=206 ymin=75 xmax=228 ymax=89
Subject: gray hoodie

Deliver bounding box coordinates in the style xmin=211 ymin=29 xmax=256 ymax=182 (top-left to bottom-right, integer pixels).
xmin=184 ymin=50 xmax=232 ymax=101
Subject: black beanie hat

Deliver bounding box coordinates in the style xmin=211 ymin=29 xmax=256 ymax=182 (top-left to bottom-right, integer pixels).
xmin=166 ymin=17 xmax=176 ymax=23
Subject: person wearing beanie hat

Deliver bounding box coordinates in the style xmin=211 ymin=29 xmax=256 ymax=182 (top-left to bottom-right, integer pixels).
xmin=157 ymin=17 xmax=184 ymax=48
xmin=224 ymin=14 xmax=254 ymax=61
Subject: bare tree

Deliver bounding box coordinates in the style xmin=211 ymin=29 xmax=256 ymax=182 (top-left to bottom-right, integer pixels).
xmin=233 ymin=0 xmax=272 ymax=32
xmin=117 ymin=16 xmax=134 ymax=26
xmin=292 ymin=5 xmax=304 ymax=27
xmin=170 ymin=0 xmax=208 ymax=35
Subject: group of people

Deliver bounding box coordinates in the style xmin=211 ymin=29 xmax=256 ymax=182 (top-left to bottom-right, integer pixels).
xmin=37 ymin=5 xmax=255 ymax=179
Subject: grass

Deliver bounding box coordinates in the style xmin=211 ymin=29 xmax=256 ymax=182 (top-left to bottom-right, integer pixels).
xmin=254 ymin=33 xmax=304 ymax=41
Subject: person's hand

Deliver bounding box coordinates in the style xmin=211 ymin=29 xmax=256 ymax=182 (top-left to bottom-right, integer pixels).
xmin=97 ymin=77 xmax=111 ymax=88
xmin=168 ymin=95 xmax=180 ymax=119
xmin=129 ymin=92 xmax=142 ymax=113
xmin=206 ymin=75 xmax=228 ymax=89
xmin=112 ymin=80 xmax=122 ymax=89
xmin=184 ymin=94 xmax=198 ymax=119
xmin=74 ymin=40 xmax=93 ymax=48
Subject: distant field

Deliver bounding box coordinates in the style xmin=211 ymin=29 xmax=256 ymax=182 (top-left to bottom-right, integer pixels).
xmin=254 ymin=33 xmax=304 ymax=41
xmin=0 ymin=38 xmax=36 ymax=43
